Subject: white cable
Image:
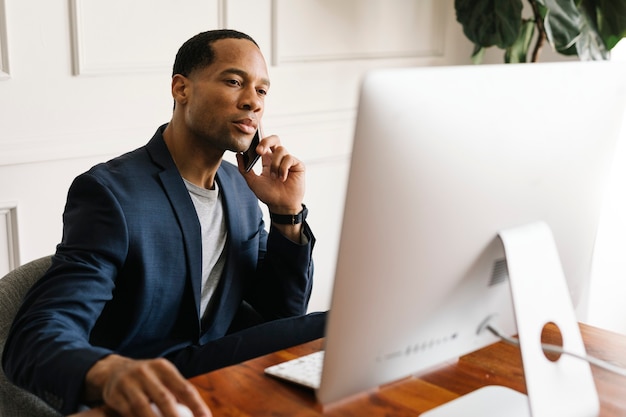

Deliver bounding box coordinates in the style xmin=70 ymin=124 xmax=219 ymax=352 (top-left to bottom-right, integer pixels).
xmin=485 ymin=324 xmax=626 ymax=378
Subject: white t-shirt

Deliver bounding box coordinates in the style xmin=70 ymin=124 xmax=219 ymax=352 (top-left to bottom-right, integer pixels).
xmin=183 ymin=178 xmax=227 ymax=319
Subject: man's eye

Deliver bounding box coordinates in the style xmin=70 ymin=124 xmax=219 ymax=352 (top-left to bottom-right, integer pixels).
xmin=227 ymin=79 xmax=241 ymax=86
xmin=257 ymin=89 xmax=268 ymax=96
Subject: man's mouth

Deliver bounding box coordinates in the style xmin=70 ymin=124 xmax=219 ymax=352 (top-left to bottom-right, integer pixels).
xmin=233 ymin=118 xmax=257 ymax=135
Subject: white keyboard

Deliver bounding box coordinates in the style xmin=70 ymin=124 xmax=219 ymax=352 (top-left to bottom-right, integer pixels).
xmin=264 ymin=350 xmax=324 ymax=389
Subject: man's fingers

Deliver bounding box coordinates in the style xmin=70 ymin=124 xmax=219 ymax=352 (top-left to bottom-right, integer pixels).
xmin=168 ymin=382 xmax=212 ymax=417
xmin=151 ymin=359 xmax=212 ymax=417
xmin=261 ymin=145 xmax=303 ymax=182
xmin=101 ymin=358 xmax=210 ymax=417
xmin=257 ymin=133 xmax=280 ymax=152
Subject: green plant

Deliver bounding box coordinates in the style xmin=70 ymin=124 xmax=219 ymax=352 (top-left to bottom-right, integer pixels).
xmin=455 ymin=0 xmax=626 ymax=63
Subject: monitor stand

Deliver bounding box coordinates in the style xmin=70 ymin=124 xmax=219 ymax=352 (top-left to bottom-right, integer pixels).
xmin=422 ymin=221 xmax=599 ymax=417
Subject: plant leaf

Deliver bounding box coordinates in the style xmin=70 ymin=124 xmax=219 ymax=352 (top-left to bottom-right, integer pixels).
xmin=505 ymin=19 xmax=536 ymax=62
xmin=584 ymin=0 xmax=626 ymax=50
xmin=576 ymin=10 xmax=610 ymax=59
xmin=535 ymin=0 xmax=583 ymax=52
xmin=471 ymin=44 xmax=487 ymax=64
xmin=455 ymin=0 xmax=523 ymax=48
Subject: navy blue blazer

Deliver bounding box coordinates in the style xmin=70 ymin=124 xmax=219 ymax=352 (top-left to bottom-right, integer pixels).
xmin=2 ymin=125 xmax=315 ymax=413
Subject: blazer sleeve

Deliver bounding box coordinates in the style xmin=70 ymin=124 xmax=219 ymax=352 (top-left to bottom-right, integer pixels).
xmin=2 ymin=172 xmax=127 ymax=414
xmin=214 ymin=161 xmax=316 ymax=322
xmin=245 ymin=220 xmax=316 ymax=320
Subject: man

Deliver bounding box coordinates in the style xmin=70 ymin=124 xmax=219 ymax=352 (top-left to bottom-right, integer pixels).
xmin=3 ymin=29 xmax=326 ymax=417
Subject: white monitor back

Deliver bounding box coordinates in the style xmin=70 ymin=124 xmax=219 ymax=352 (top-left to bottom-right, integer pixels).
xmin=317 ymin=61 xmax=626 ymax=405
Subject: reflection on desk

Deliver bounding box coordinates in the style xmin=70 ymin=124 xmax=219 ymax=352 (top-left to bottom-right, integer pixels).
xmin=189 ymin=323 xmax=626 ymax=417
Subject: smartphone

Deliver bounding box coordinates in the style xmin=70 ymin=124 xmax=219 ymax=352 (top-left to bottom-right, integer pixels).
xmin=242 ymin=129 xmax=261 ymax=172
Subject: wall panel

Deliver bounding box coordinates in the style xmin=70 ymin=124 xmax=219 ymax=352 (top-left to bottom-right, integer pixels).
xmin=0 ymin=0 xmax=473 ymax=313
xmin=70 ymin=0 xmax=222 ymax=75
xmin=223 ymin=0 xmax=272 ymax=52
xmin=0 ymin=205 xmax=19 ymax=277
xmin=0 ymin=0 xmax=9 ymax=79
xmin=272 ymin=0 xmax=444 ymax=65
xmin=264 ymin=0 xmax=461 ymax=118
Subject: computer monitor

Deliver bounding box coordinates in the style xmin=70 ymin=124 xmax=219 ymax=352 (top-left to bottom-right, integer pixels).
xmin=317 ymin=61 xmax=626 ymax=412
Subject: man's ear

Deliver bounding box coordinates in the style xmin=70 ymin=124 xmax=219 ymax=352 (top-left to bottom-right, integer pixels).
xmin=171 ymin=74 xmax=189 ymax=105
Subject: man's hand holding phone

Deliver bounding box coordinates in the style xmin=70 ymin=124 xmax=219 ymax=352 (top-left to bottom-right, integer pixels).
xmin=237 ymin=127 xmax=307 ymax=241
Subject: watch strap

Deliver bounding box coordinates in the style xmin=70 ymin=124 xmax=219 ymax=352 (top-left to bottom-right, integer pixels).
xmin=270 ymin=204 xmax=308 ymax=225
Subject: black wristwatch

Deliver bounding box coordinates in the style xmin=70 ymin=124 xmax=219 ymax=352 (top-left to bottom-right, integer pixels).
xmin=270 ymin=204 xmax=308 ymax=225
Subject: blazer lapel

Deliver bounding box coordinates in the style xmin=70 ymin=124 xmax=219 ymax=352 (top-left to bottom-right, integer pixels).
xmin=146 ymin=127 xmax=203 ymax=324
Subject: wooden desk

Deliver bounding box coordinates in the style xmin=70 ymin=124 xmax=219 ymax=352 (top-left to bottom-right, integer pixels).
xmin=189 ymin=323 xmax=626 ymax=416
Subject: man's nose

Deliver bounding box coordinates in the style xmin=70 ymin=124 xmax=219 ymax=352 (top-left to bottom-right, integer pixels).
xmin=239 ymin=88 xmax=263 ymax=112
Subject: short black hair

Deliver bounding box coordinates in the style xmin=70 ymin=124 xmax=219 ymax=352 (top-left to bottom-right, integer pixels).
xmin=172 ymin=29 xmax=259 ymax=78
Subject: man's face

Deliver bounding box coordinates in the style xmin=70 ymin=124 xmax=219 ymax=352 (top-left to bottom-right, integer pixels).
xmin=181 ymin=38 xmax=270 ymax=153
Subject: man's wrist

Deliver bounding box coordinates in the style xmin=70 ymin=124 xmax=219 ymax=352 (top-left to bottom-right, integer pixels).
xmin=83 ymin=354 xmax=124 ymax=403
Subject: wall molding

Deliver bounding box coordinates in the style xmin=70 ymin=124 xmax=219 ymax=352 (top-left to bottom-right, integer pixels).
xmin=0 ymin=0 xmax=10 ymax=80
xmin=0 ymin=110 xmax=356 ymax=168
xmin=69 ymin=0 xmax=221 ymax=76
xmin=0 ymin=126 xmax=151 ymax=167
xmin=217 ymin=0 xmax=227 ymax=29
xmin=0 ymin=204 xmax=19 ymax=274
xmin=266 ymin=109 xmax=356 ymax=162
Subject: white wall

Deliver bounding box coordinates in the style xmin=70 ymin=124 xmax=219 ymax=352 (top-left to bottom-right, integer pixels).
xmin=2 ymin=1 xmax=625 ymax=333
xmin=0 ymin=0 xmax=474 ymax=313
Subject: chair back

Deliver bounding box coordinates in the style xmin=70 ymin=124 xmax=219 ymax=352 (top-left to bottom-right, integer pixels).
xmin=0 ymin=255 xmax=62 ymax=417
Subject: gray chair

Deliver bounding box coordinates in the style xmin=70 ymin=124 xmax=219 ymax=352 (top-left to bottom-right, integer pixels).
xmin=0 ymin=255 xmax=62 ymax=416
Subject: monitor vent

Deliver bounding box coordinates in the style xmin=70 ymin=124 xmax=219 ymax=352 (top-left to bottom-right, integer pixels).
xmin=377 ymin=332 xmax=459 ymax=363
xmin=407 ymin=332 xmax=459 ymax=355
xmin=489 ymin=259 xmax=509 ymax=286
